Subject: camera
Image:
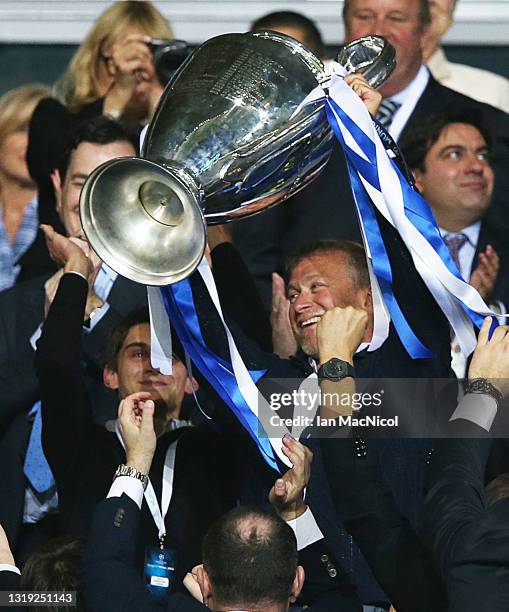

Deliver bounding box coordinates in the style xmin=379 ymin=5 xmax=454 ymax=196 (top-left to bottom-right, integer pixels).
xmin=146 ymin=39 xmax=190 ymax=85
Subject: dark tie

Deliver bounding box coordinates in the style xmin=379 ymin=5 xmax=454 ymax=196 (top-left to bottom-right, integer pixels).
xmin=376 ymin=99 xmax=402 ymax=128
xmin=444 ymin=233 xmax=468 ymax=273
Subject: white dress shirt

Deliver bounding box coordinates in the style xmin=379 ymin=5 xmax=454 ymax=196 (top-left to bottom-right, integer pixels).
xmin=386 ymin=65 xmax=430 ymax=141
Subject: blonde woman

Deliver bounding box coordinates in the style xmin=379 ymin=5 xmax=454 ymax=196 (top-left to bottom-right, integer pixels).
xmin=61 ymin=0 xmax=173 ymax=123
xmin=0 ymin=84 xmax=51 ymax=291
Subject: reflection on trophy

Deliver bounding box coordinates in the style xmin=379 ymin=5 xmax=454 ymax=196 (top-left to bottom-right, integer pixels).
xmin=80 ymin=32 xmax=395 ymax=285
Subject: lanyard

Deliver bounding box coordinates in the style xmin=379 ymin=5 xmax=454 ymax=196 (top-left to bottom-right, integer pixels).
xmin=115 ymin=422 xmax=178 ymax=547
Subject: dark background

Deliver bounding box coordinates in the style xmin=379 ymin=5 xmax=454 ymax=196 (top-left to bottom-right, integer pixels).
xmin=0 ymin=43 xmax=508 ymax=95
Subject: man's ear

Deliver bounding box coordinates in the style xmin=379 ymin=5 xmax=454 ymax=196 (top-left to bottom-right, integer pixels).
xmin=103 ymin=366 xmax=119 ymax=391
xmin=289 ymin=566 xmax=305 ymax=603
xmin=184 ymin=376 xmax=199 ymax=396
xmin=196 ymin=566 xmax=213 ymax=606
xmin=363 ymin=287 xmax=373 ymax=311
xmin=50 ymin=169 xmax=63 ymax=215
xmin=413 ymin=168 xmax=424 ymax=194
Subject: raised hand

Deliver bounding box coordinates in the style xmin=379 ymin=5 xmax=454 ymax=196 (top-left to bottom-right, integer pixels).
xmin=269 ymin=435 xmax=313 ymax=521
xmin=345 ymin=72 xmax=382 ymax=115
xmin=317 ymin=305 xmax=368 ymax=366
xmin=118 ymin=391 xmax=157 ymax=475
xmin=272 ymin=272 xmax=298 ymax=358
xmin=468 ymin=316 xmax=509 ymax=396
xmin=470 ymin=244 xmax=499 ymax=301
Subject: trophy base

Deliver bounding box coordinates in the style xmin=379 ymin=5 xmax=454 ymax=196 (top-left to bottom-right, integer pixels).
xmin=80 ymin=157 xmax=206 ymax=286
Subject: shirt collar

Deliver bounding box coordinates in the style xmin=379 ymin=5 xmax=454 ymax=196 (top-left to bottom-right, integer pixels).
xmin=386 ymin=65 xmax=430 ymax=141
xmin=389 ymin=64 xmax=430 ymax=106
xmin=439 ymin=220 xmax=481 ymax=248
xmin=99 ymin=262 xmax=117 ymax=281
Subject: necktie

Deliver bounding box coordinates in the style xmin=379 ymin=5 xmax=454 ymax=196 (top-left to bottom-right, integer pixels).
xmin=444 ymin=233 xmax=468 ymax=274
xmin=23 ymin=401 xmax=55 ymax=494
xmin=376 ymin=99 xmax=402 ymax=128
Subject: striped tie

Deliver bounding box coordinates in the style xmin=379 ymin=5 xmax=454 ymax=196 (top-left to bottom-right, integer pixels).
xmin=444 ymin=233 xmax=468 ymax=273
xmin=376 ymin=99 xmax=402 ymax=128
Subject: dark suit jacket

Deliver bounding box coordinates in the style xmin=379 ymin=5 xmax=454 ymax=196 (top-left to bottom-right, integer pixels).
xmin=82 ymin=493 xmax=360 ymax=612
xmin=0 ymin=569 xmax=25 ymax=612
xmin=233 ymin=73 xmax=509 ymax=310
xmin=185 ymin=235 xmax=453 ymax=610
xmin=33 ymin=272 xmax=235 ymax=580
xmin=0 ymin=271 xmax=147 ymax=433
xmin=424 ymin=436 xmax=509 ymax=612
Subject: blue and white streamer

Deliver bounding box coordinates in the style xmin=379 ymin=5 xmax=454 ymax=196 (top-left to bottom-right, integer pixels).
xmin=297 ymin=61 xmax=495 ymax=357
xmin=147 ymin=63 xmax=498 ymax=472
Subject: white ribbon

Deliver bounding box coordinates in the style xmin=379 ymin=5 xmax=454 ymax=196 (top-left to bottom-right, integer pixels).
xmin=196 ymin=258 xmax=291 ymax=468
xmin=299 ymin=61 xmax=498 ymax=357
xmin=115 ymin=422 xmax=177 ymax=541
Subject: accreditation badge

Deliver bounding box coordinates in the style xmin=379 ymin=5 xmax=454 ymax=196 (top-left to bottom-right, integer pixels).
xmin=144 ymin=545 xmax=177 ymax=600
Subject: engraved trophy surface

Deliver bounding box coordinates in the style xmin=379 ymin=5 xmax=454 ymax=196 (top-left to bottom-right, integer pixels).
xmin=80 ymin=32 xmax=394 ymax=285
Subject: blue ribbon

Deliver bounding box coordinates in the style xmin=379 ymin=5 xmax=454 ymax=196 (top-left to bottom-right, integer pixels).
xmin=325 ymin=93 xmax=490 ymax=354
xmin=325 ymin=100 xmax=433 ymax=358
xmin=160 ymin=280 xmax=279 ymax=472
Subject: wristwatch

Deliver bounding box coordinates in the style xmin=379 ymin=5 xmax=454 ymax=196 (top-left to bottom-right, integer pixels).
xmin=317 ymin=358 xmax=356 ymax=382
xmin=114 ymin=464 xmax=149 ymax=491
xmin=464 ymin=378 xmax=503 ymax=408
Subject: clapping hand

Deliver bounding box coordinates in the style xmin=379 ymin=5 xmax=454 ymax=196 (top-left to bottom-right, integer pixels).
xmin=269 ymin=435 xmax=313 ymax=521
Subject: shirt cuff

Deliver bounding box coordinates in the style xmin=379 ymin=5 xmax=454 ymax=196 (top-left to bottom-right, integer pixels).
xmin=450 ymin=392 xmax=498 ymax=432
xmin=107 ymin=476 xmax=144 ymax=509
xmin=286 ymin=507 xmax=324 ymax=551
xmin=84 ymin=302 xmax=110 ymax=333
xmin=0 ymin=564 xmax=21 ymax=575
xmin=65 ymin=270 xmax=88 ymax=282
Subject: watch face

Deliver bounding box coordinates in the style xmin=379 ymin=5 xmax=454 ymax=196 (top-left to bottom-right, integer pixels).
xmin=330 ymin=361 xmax=346 ymax=377
xmin=326 ymin=358 xmax=347 ymax=379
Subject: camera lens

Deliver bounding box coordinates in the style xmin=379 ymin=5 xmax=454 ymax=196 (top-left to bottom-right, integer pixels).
xmin=148 ymin=39 xmax=190 ymax=85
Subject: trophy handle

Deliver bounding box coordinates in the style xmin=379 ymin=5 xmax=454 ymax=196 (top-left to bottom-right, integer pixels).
xmin=337 ymin=35 xmax=396 ymax=89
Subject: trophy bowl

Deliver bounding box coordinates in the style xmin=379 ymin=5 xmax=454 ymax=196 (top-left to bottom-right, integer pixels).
xmin=80 ymin=32 xmax=395 ymax=285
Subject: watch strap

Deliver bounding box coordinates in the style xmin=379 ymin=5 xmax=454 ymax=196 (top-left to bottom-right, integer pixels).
xmin=464 ymin=378 xmax=503 ymax=407
xmin=114 ymin=464 xmax=149 ymax=491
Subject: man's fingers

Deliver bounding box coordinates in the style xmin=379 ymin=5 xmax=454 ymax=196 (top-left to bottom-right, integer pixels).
xmin=272 ymin=272 xmax=286 ymax=306
xmin=40 ymin=224 xmax=54 ymax=240
xmin=478 ymin=317 xmax=492 ymax=345
xmin=140 ymin=400 xmax=155 ymax=432
xmin=491 ymin=324 xmax=509 ymax=343
xmin=273 ymin=478 xmax=287 ymax=498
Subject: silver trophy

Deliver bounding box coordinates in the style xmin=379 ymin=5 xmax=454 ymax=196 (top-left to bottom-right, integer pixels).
xmin=80 ymin=32 xmax=395 ymax=285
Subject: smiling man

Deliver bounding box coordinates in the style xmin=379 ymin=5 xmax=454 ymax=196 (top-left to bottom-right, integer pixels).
xmin=343 ymin=0 xmax=431 ymax=101
xmin=401 ymin=109 xmax=509 ymax=376
xmin=31 ymin=233 xmax=236 ymax=580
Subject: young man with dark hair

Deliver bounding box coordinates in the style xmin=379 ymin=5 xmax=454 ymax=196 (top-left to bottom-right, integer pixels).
xmin=20 ymin=233 xmax=234 ymax=585
xmin=82 ymin=396 xmax=351 ymax=612
xmin=0 ymin=116 xmax=147 ymax=566
xmin=400 ymin=109 xmax=509 ymax=376
xmin=0 ymin=115 xmax=144 ymax=433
